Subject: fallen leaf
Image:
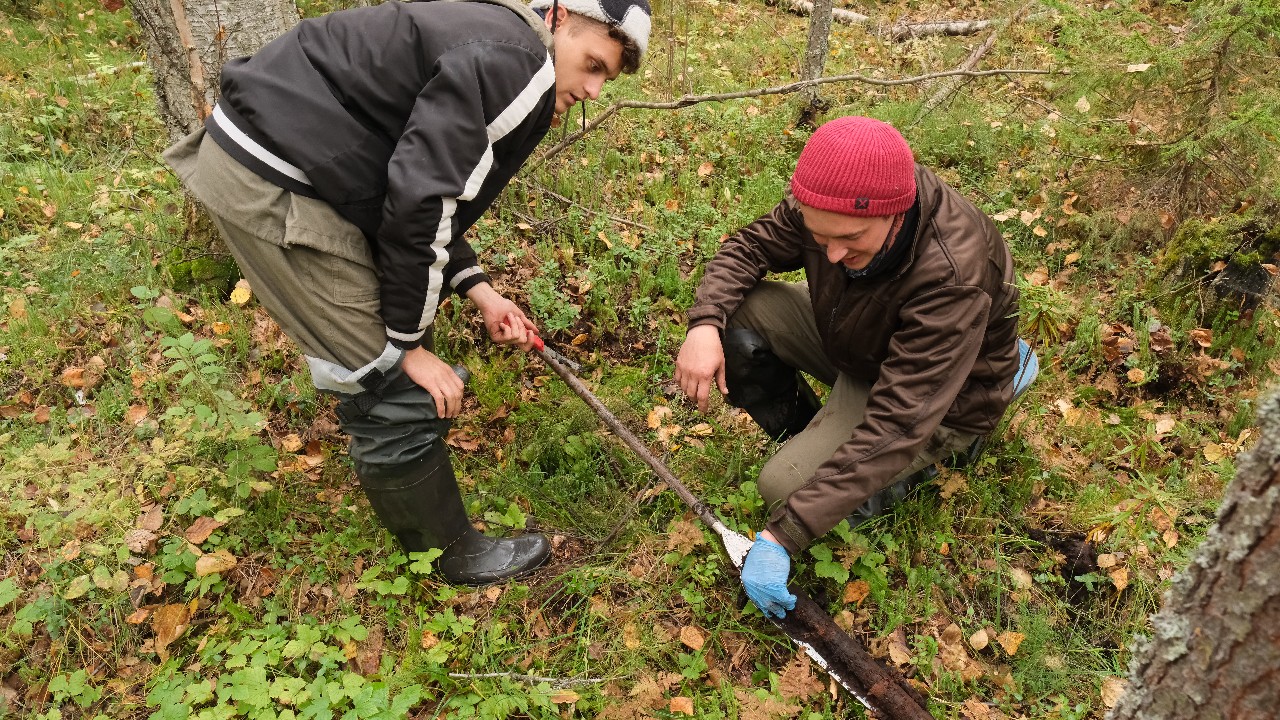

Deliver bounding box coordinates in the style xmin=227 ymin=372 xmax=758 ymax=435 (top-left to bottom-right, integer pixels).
xmin=1125 ymin=63 xmax=1152 ymax=73
xmin=1108 ymin=566 xmax=1130 ymax=592
xmin=33 ymin=406 xmax=51 ymax=423
xmin=679 ymin=625 xmax=705 ymax=651
xmin=887 ymin=627 xmax=912 ymax=666
xmin=1008 ymin=567 xmax=1033 ymax=590
xmin=936 ymin=467 xmax=968 ymax=499
xmin=124 ymin=405 xmax=149 ymax=426
xmin=280 ymin=433 xmax=304 ymax=453
xmin=778 ymin=652 xmax=824 ymax=700
xmin=61 ymin=366 xmax=85 ymax=388
xmin=152 ymin=603 xmax=192 ymax=661
xmin=7 ymin=296 xmax=26 ymax=320
xmin=549 ymin=689 xmax=580 ymax=704
xmin=125 ymin=607 xmax=152 ymax=625
xmin=1162 ymin=530 xmax=1179 ymax=548
xmin=732 ymin=688 xmax=801 ymax=720
xmin=1096 ymin=553 xmax=1117 ymax=569
xmin=229 ymin=279 xmax=252 ymax=305
xmin=996 ymin=631 xmax=1025 ymax=656
xmin=1101 ymin=676 xmax=1129 ymax=708
xmin=666 ymin=518 xmax=704 ymax=553
xmin=646 ymin=405 xmax=672 ymax=429
xmin=124 ymin=528 xmax=158 ymax=554
xmin=64 ymin=574 xmax=92 ymax=599
xmin=1126 ymin=368 xmax=1147 ymax=384
xmin=1203 ymin=443 xmax=1226 ymax=462
xmin=697 ymin=161 xmax=714 ymax=178
xmin=212 ymin=321 xmax=231 ymax=335
xmin=623 ymin=623 xmax=642 ymax=650
xmin=669 ymin=696 xmax=694 ymax=715
xmin=842 ymin=580 xmax=870 ymax=605
xmin=1189 ymin=328 xmax=1213 ymax=348
xmin=420 ymin=630 xmax=439 ymax=649
xmin=195 ymin=549 xmax=238 ymax=577
xmin=968 ymin=628 xmax=990 ymax=651
xmin=1075 ymin=95 xmax=1091 ymax=113
xmin=137 ymin=504 xmax=164 ymax=532
xmin=354 ymin=625 xmax=383 ymax=676
xmin=184 ymin=517 xmax=225 ymax=544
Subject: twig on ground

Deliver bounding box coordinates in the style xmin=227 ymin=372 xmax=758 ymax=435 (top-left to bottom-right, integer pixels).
xmin=775 ymin=0 xmax=992 ymax=38
xmin=514 ymin=178 xmax=653 ymax=231
xmin=528 ymin=67 xmax=1057 ymax=169
xmin=447 ymin=672 xmax=607 ymax=688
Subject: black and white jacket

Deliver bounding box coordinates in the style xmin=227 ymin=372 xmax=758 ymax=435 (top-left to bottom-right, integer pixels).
xmin=207 ymin=0 xmax=555 ymax=350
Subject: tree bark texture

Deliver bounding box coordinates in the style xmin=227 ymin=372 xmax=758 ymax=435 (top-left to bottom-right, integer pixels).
xmin=130 ymin=0 xmax=298 ymax=143
xmin=1108 ymin=389 xmax=1280 ymax=720
xmin=799 ymin=0 xmax=833 ymax=109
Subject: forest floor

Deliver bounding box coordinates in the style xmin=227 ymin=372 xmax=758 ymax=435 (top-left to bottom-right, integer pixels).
xmin=1 ymin=0 xmax=1278 ymax=718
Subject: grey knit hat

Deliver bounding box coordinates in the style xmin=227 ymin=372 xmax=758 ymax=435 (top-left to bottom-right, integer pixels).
xmin=528 ymin=0 xmax=651 ymax=55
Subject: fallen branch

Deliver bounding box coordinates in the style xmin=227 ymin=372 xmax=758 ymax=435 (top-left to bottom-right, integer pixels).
xmin=513 ymin=178 xmax=653 ymax=231
xmin=528 ymin=67 xmax=1056 ymax=170
xmin=777 ymin=0 xmax=992 ymax=39
xmin=447 ymin=672 xmax=606 ymax=688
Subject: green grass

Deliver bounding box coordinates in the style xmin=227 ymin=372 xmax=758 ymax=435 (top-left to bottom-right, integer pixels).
xmin=3 ymin=0 xmax=1279 ymax=718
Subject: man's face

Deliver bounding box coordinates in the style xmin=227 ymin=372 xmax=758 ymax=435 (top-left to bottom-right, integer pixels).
xmin=547 ymin=12 xmax=624 ymax=115
xmin=798 ymin=203 xmax=896 ymax=271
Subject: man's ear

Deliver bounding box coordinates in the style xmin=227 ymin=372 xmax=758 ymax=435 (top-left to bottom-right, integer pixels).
xmin=543 ymin=5 xmax=569 ymax=32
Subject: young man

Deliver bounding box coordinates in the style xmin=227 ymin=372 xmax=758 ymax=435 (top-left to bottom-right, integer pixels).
xmin=165 ymin=0 xmax=650 ymax=584
xmin=674 ymin=117 xmax=1038 ymax=617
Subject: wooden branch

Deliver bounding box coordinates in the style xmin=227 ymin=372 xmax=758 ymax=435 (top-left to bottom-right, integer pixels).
xmin=777 ymin=0 xmax=992 ymax=39
xmin=887 ymin=19 xmax=993 ymax=41
xmin=527 ymin=67 xmax=1056 ymax=170
xmin=910 ymin=32 xmax=998 ymax=126
xmin=513 ymin=178 xmax=653 ymax=231
xmin=447 ymin=672 xmax=606 ymax=688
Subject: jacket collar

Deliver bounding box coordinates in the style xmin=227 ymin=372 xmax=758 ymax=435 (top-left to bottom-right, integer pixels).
xmin=448 ymin=0 xmax=555 ymax=50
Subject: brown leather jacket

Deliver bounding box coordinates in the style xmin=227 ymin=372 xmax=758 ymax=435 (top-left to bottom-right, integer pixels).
xmin=687 ymin=165 xmax=1020 ymax=553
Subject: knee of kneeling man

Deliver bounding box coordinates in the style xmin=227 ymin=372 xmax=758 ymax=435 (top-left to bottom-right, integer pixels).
xmin=756 ymin=466 xmax=802 ymax=510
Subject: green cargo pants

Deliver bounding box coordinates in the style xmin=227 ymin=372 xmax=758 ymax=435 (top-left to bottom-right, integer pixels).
xmin=163 ymin=129 xmax=449 ymax=467
xmin=727 ymin=280 xmax=979 ymax=515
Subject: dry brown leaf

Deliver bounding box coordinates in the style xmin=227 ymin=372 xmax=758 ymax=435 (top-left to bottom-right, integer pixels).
xmin=1008 ymin=567 xmax=1034 ymax=590
xmin=354 ymin=625 xmax=383 ymax=676
xmin=184 ymin=517 xmax=225 ymax=545
xmin=968 ymin=628 xmax=989 ymax=651
xmin=936 ymin=467 xmax=968 ymax=499
xmin=1189 ymin=328 xmax=1213 ymax=348
xmin=996 ymin=631 xmax=1025 ymax=656
xmin=679 ymin=625 xmax=705 ymax=651
xmin=887 ymin=627 xmax=912 ymax=666
xmin=669 ymin=696 xmax=694 ymax=715
xmin=778 ymin=652 xmax=824 ymax=701
xmin=1096 ymin=553 xmax=1117 ymax=569
xmin=61 ymin=366 xmax=85 ymax=388
xmin=137 ymin=504 xmax=164 ymax=532
xmin=33 ymin=405 xmax=51 ymax=424
xmin=842 ymin=580 xmax=870 ymax=606
xmin=420 ymin=630 xmax=439 ymax=649
xmin=280 ymin=433 xmax=304 ymax=453
xmin=623 ymin=623 xmax=642 ymax=650
xmin=549 ymin=689 xmax=580 ymax=704
xmin=1101 ymin=676 xmax=1129 ymax=708
xmin=1108 ymin=566 xmax=1130 ymax=592
xmin=938 ymin=623 xmax=971 ymax=672
xmin=124 ymin=528 xmax=158 ymax=555
xmin=1127 ymin=368 xmax=1147 ymax=384
xmin=125 ymin=607 xmax=152 ymax=625
xmin=697 ymin=162 xmax=714 ymax=178
xmin=7 ymin=295 xmax=26 ymax=320
xmin=962 ymin=696 xmax=992 ymax=720
xmin=195 ymin=549 xmax=238 ymax=577
xmin=124 ymin=405 xmax=149 ymax=426
xmin=732 ymin=688 xmax=801 ymax=720
xmin=666 ymin=518 xmax=704 ymax=554
xmin=646 ymin=405 xmax=672 ymax=429
xmin=152 ymin=603 xmax=192 ymax=661
xmin=1162 ymin=530 xmax=1179 ymax=548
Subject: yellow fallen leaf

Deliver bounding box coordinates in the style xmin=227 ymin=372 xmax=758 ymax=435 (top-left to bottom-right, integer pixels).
xmin=549 ymin=690 xmax=579 ymax=704
xmin=1203 ymin=443 xmax=1226 ymax=463
xmin=195 ymin=549 xmax=238 ymax=577
xmin=1108 ymin=566 xmax=1130 ymax=592
xmin=281 ymin=433 xmax=304 ymax=453
xmin=646 ymin=405 xmax=672 ymax=429
xmin=212 ymin=321 xmax=232 ymax=335
xmin=679 ymin=625 xmax=705 ymax=651
xmin=1101 ymin=676 xmax=1129 ymax=708
xmin=669 ymin=697 xmax=694 ymax=715
xmin=152 ymin=602 xmax=192 ymax=661
xmin=623 ymin=623 xmax=641 ymax=650
xmin=843 ymin=580 xmax=870 ymax=605
xmin=229 ymin=279 xmax=252 ymax=306
xmin=996 ymin=631 xmax=1025 ymax=656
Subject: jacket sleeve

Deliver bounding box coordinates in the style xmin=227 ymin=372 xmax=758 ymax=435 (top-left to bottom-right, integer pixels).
xmin=765 ymin=284 xmax=991 ymax=554
xmin=686 ymin=197 xmax=808 ymax=330
xmin=377 ymin=42 xmax=554 ymax=350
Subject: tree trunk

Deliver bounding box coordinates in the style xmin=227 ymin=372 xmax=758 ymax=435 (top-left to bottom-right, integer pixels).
xmin=131 ymin=0 xmax=298 ymax=143
xmin=1108 ymin=389 xmax=1280 ymax=720
xmin=799 ymin=0 xmax=833 ymax=121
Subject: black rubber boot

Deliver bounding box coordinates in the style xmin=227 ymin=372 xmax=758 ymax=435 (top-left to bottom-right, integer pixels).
xmin=847 ymin=464 xmax=938 ymax=529
xmin=355 ymin=444 xmax=550 ymax=585
xmin=723 ymin=328 xmax=822 ymax=441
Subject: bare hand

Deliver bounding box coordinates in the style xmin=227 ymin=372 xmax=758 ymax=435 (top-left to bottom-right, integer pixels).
xmin=467 ymin=282 xmax=539 ymax=351
xmin=401 ymin=346 xmax=465 ymax=418
xmin=675 ymin=325 xmax=728 ymax=413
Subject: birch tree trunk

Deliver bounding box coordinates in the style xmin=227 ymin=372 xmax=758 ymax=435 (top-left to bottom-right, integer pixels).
xmin=1108 ymin=389 xmax=1280 ymax=720
xmin=131 ymin=0 xmax=298 ymax=143
xmin=799 ymin=0 xmax=833 ymax=119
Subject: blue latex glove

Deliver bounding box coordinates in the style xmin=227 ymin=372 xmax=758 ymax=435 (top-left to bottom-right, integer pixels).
xmin=742 ymin=535 xmax=797 ymax=619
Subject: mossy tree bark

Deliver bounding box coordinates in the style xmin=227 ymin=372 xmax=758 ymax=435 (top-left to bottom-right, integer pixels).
xmin=130 ymin=0 xmax=298 ymax=289
xmin=798 ymin=0 xmax=833 ymax=124
xmin=1108 ymin=389 xmax=1280 ymax=720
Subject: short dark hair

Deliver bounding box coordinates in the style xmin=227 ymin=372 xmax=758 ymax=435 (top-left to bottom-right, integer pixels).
xmin=565 ymin=12 xmax=642 ymax=75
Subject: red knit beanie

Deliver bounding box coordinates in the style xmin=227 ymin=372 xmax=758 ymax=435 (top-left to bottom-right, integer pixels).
xmin=790 ymin=116 xmax=916 ymax=217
